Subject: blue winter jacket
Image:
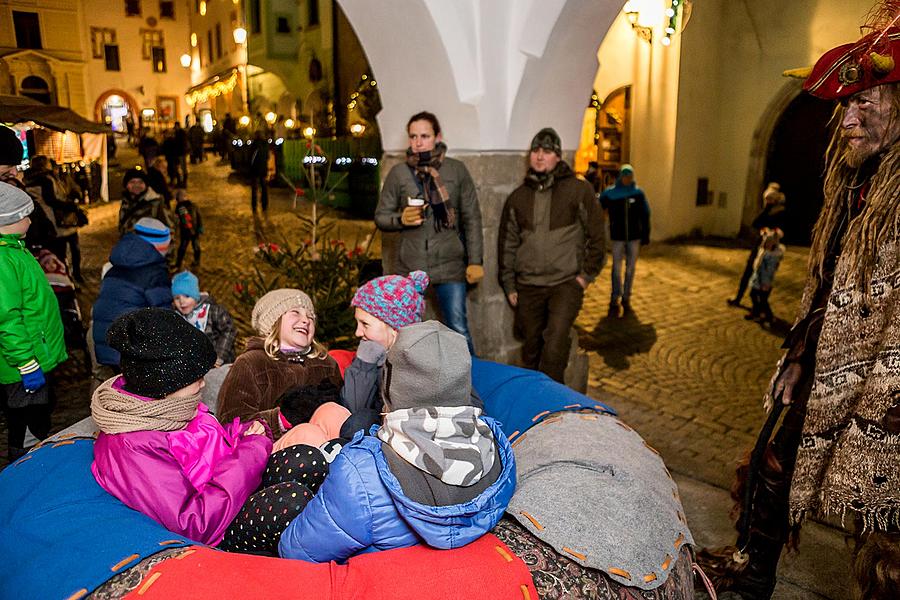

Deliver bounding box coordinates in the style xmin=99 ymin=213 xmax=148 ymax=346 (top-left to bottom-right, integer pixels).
xmin=278 ymin=416 xmax=516 ymax=563
xmin=92 ymin=234 xmax=172 ymax=366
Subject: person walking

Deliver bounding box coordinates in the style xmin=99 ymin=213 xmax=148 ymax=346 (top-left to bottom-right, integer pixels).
xmin=599 ymin=164 xmax=650 ymax=316
xmin=174 ymin=189 xmax=203 ymax=269
xmin=249 ymin=130 xmax=270 ymax=212
xmin=374 ymin=111 xmax=484 ymax=354
xmin=728 ymin=182 xmax=787 ymax=307
xmin=498 ymin=128 xmax=605 ymax=383
xmin=189 ymin=120 xmax=205 ymax=164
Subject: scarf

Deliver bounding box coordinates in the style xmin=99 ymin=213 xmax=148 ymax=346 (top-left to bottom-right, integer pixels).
xmin=91 ymin=376 xmax=201 ymax=434
xmin=405 ymin=142 xmax=455 ymax=231
xmin=377 ymin=406 xmax=495 ymax=487
xmin=524 ymin=160 xmax=573 ymax=192
xmin=185 ymin=302 xmax=210 ymax=332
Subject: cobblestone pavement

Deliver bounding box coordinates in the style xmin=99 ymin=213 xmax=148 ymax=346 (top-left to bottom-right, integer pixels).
xmin=577 ymin=243 xmax=808 ymax=491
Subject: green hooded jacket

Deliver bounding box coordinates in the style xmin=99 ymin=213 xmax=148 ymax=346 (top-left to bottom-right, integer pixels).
xmin=0 ymin=233 xmax=67 ymax=384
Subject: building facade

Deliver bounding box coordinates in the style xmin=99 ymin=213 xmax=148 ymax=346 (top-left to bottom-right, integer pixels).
xmin=81 ymin=0 xmax=192 ymax=131
xmin=186 ymin=0 xmax=373 ymax=136
xmin=1 ymin=0 xmax=192 ymax=130
xmin=0 ymin=0 xmax=89 ymax=114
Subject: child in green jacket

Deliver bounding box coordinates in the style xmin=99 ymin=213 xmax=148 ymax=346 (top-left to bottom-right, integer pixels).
xmin=0 ymin=182 xmax=67 ymax=463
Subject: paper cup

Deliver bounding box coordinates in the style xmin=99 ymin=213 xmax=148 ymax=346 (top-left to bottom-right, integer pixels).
xmin=407 ymin=197 xmax=426 ymax=207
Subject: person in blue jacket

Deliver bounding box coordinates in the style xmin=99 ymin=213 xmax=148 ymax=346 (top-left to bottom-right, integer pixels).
xmin=599 ymin=164 xmax=650 ymax=317
xmin=90 ymin=218 xmax=172 ymax=389
xmin=279 ymin=320 xmax=516 ymax=563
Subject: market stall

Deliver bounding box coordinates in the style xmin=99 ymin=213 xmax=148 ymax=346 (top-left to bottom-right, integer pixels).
xmin=0 ymin=94 xmax=111 ymax=202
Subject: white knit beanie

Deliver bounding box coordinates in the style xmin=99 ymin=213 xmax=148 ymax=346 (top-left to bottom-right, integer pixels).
xmin=0 ymin=181 xmax=34 ymax=226
xmin=251 ymin=288 xmax=316 ymax=336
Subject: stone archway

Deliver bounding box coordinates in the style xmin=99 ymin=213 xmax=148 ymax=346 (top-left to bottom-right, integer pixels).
xmin=336 ymin=0 xmax=622 ymax=152
xmin=741 ymin=79 xmax=803 ymax=232
xmin=94 ymin=89 xmax=140 ymax=127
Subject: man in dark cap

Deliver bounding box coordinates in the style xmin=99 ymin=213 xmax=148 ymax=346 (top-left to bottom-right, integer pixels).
xmin=498 ymin=127 xmax=606 ymax=383
xmin=700 ymin=10 xmax=900 ymax=598
xmin=118 ymin=167 xmax=173 ymax=235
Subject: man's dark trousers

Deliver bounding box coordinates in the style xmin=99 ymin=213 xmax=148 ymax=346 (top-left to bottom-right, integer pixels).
xmin=515 ymin=278 xmax=584 ymax=383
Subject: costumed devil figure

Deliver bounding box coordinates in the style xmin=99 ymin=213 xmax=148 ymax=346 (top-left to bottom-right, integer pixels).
xmin=698 ymin=5 xmax=900 ymax=600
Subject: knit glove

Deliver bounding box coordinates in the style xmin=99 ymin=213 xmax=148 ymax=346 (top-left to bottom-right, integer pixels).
xmin=356 ymin=339 xmax=387 ymax=366
xmin=466 ymin=264 xmax=485 ymax=284
xmin=18 ymin=360 xmax=46 ymax=393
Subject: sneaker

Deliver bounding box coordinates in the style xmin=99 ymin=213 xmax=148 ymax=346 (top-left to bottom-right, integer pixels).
xmin=727 ymin=298 xmax=742 ymax=307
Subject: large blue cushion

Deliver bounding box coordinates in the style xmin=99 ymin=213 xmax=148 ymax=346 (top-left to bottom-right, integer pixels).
xmin=471 ymin=358 xmax=616 ymax=438
xmin=0 ymin=438 xmax=193 ymax=600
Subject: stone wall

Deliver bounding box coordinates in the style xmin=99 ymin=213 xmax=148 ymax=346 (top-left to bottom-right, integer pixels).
xmin=378 ymin=151 xmax=589 ymax=392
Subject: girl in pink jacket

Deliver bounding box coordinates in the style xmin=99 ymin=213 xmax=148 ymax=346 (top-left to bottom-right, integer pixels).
xmin=91 ymin=308 xmax=328 ymax=555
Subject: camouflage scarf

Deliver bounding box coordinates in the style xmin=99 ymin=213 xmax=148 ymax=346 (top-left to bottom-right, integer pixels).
xmin=405 ymin=142 xmax=455 ymax=231
xmin=377 ymin=406 xmax=496 ymax=486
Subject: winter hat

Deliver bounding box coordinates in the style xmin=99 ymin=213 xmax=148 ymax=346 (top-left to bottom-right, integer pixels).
xmin=0 ymin=181 xmax=34 ymax=226
xmin=172 ymin=270 xmax=201 ymax=301
xmin=0 ymin=126 xmax=23 ymax=166
xmin=619 ymin=164 xmax=634 ymax=176
xmin=252 ymin=288 xmax=316 ymax=336
xmin=382 ymin=320 xmax=471 ymax=411
xmin=134 ymin=217 xmax=171 ymax=246
xmin=530 ymin=127 xmax=562 ymax=156
xmin=351 ymin=270 xmax=429 ymax=330
xmin=763 ymin=182 xmax=785 ymax=205
xmin=122 ymin=166 xmax=150 ymax=188
xmin=107 ymin=307 xmax=217 ymax=398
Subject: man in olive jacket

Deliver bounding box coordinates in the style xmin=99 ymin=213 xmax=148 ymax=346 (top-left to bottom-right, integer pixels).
xmin=499 ymin=128 xmax=605 ymax=382
xmin=375 ymin=112 xmax=483 ymax=354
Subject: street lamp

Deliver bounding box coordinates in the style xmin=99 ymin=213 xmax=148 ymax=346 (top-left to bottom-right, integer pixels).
xmin=233 ymin=27 xmax=251 ymax=117
xmin=180 ymin=53 xmax=192 ymax=68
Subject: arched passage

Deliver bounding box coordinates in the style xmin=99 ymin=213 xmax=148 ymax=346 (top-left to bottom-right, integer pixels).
xmin=336 ymin=0 xmax=622 ymax=151
xmin=764 ymin=93 xmax=835 ymax=245
xmin=94 ymin=89 xmax=140 ymax=129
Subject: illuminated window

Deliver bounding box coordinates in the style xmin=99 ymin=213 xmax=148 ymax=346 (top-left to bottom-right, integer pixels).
xmin=90 ymin=27 xmax=116 ymax=58
xmin=151 ymin=46 xmax=167 ymax=73
xmin=141 ymin=29 xmax=164 ymax=59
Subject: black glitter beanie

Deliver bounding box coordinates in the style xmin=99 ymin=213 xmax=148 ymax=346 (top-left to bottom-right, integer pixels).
xmin=107 ymin=308 xmax=217 ymax=398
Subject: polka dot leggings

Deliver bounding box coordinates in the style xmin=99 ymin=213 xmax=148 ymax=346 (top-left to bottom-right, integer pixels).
xmin=219 ymin=445 xmax=328 ymax=555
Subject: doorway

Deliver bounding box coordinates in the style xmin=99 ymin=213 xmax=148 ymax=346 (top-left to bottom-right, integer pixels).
xmin=764 ymin=94 xmax=835 ymax=245
xmin=100 ymin=94 xmax=133 ymax=133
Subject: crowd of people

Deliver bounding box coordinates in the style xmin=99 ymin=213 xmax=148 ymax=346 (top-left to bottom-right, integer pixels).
xmin=3 ymin=10 xmax=900 ymax=594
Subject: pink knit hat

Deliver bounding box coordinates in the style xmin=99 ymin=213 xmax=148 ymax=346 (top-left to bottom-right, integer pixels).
xmin=351 ymin=271 xmax=429 ymax=330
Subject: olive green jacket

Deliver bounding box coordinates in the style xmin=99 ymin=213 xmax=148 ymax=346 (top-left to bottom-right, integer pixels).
xmin=375 ymin=157 xmax=483 ymax=284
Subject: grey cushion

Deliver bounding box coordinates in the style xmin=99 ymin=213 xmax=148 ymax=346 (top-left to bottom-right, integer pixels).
xmin=507 ymin=412 xmax=694 ymax=591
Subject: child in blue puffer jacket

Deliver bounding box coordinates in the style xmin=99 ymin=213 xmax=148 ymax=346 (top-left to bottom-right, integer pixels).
xmin=278 ymin=320 xmax=516 ymax=563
